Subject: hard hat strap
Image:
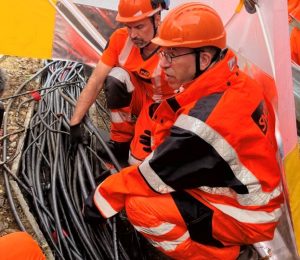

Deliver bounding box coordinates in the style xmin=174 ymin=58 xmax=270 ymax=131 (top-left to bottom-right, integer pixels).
xmin=194 ymin=48 xmax=223 ymax=79
xmin=141 ymin=15 xmax=159 ymax=50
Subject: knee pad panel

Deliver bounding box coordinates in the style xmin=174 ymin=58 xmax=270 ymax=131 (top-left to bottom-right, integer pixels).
xmin=104 ymin=67 xmax=135 ymax=109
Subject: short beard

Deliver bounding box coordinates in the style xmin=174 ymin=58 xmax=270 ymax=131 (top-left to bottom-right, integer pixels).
xmin=131 ymin=38 xmax=149 ymax=48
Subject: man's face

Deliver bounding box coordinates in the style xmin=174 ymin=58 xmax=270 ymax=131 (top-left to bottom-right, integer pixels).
xmin=124 ymin=18 xmax=155 ymax=48
xmin=159 ymin=47 xmax=196 ymax=89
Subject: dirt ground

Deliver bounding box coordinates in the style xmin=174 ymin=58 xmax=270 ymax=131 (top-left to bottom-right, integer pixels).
xmin=0 ymin=56 xmax=43 ymax=237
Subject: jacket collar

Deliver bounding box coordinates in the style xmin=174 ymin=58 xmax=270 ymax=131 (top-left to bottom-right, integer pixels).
xmin=175 ymin=49 xmax=239 ymax=105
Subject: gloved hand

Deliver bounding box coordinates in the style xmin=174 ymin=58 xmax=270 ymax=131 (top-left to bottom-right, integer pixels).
xmin=82 ymin=189 xmax=107 ymax=226
xmin=69 ymin=123 xmax=83 ymax=151
xmin=244 ymin=0 xmax=257 ymax=14
xmin=69 ymin=122 xmax=91 ymax=157
xmin=139 ymin=130 xmax=152 ymax=153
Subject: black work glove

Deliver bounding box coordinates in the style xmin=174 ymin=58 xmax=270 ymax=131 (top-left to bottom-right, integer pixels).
xmin=83 ymin=189 xmax=107 ymax=226
xmin=69 ymin=122 xmax=91 ymax=156
xmin=244 ymin=0 xmax=257 ymax=14
xmin=69 ymin=123 xmax=83 ymax=152
xmin=139 ymin=130 xmax=152 ymax=153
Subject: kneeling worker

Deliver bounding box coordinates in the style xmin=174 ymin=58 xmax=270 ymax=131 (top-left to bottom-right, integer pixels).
xmin=84 ymin=3 xmax=283 ymax=259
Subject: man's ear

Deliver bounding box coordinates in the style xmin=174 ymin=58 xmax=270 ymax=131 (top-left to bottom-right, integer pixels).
xmin=199 ymin=52 xmax=213 ymax=70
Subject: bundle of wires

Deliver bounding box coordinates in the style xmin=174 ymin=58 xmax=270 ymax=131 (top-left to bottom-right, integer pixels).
xmin=1 ymin=60 xmax=148 ymax=260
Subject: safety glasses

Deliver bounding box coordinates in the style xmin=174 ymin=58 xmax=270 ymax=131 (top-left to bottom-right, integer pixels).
xmin=158 ymin=50 xmax=195 ymax=63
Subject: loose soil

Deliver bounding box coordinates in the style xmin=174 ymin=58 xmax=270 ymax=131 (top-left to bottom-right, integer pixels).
xmin=0 ymin=56 xmax=43 ymax=237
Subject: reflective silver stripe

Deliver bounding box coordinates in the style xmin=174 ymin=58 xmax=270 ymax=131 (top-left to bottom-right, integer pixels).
xmin=128 ymin=152 xmax=142 ymax=166
xmin=118 ymin=37 xmax=133 ymax=66
xmin=139 ymin=154 xmax=175 ymax=193
xmin=198 ymin=184 xmax=282 ymax=207
xmin=108 ymin=67 xmax=135 ymax=93
xmin=210 ymin=203 xmax=282 ymax=224
xmin=175 ymin=114 xmax=282 ymax=206
xmin=94 ymin=186 xmax=118 ymax=218
xmin=149 ymin=231 xmax=189 ymax=251
xmin=133 ymin=222 xmax=175 ymax=236
xmin=110 ymin=111 xmax=132 ymax=123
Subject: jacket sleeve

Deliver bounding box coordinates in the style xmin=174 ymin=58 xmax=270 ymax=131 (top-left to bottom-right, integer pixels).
xmin=93 ymin=166 xmax=160 ymax=218
xmin=94 ymin=111 xmax=250 ymax=218
xmin=101 ymin=29 xmax=122 ymax=67
xmin=138 ymin=112 xmax=249 ymax=195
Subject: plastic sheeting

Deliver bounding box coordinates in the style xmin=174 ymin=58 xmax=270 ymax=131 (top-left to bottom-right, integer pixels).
xmin=51 ymin=1 xmax=120 ymax=66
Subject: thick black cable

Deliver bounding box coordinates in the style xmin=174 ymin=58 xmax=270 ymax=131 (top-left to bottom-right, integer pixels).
xmin=2 ymin=60 xmax=143 ymax=260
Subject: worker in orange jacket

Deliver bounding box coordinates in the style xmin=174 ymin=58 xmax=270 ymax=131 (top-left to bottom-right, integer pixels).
xmin=83 ymin=3 xmax=283 ymax=259
xmin=70 ymin=0 xmax=175 ymax=165
xmin=289 ymin=0 xmax=300 ymax=64
xmin=291 ymin=26 xmax=300 ymax=65
xmin=288 ymin=0 xmax=300 ymax=14
xmin=0 ymin=232 xmax=45 ymax=260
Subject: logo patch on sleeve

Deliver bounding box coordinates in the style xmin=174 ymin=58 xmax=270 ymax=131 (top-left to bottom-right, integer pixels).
xmin=251 ymin=101 xmax=268 ymax=135
xmin=139 ymin=68 xmax=150 ymax=78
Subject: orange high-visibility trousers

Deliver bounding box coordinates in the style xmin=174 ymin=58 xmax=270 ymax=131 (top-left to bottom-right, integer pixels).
xmin=0 ymin=232 xmax=45 ymax=260
xmin=125 ymin=194 xmax=240 ymax=260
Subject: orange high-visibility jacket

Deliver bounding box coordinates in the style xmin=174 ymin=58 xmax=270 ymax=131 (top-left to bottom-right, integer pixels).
xmin=101 ymin=27 xmax=175 ymax=101
xmin=289 ymin=0 xmax=300 ymax=64
xmin=290 ymin=4 xmax=300 ymax=64
xmin=290 ymin=27 xmax=300 ymax=64
xmin=94 ymin=49 xmax=283 ymax=245
xmin=101 ymin=28 xmax=175 ymax=160
xmin=289 ymin=0 xmax=300 ymax=15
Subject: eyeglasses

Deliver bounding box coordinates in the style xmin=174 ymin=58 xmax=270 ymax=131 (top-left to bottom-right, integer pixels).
xmin=158 ymin=50 xmax=195 ymax=63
